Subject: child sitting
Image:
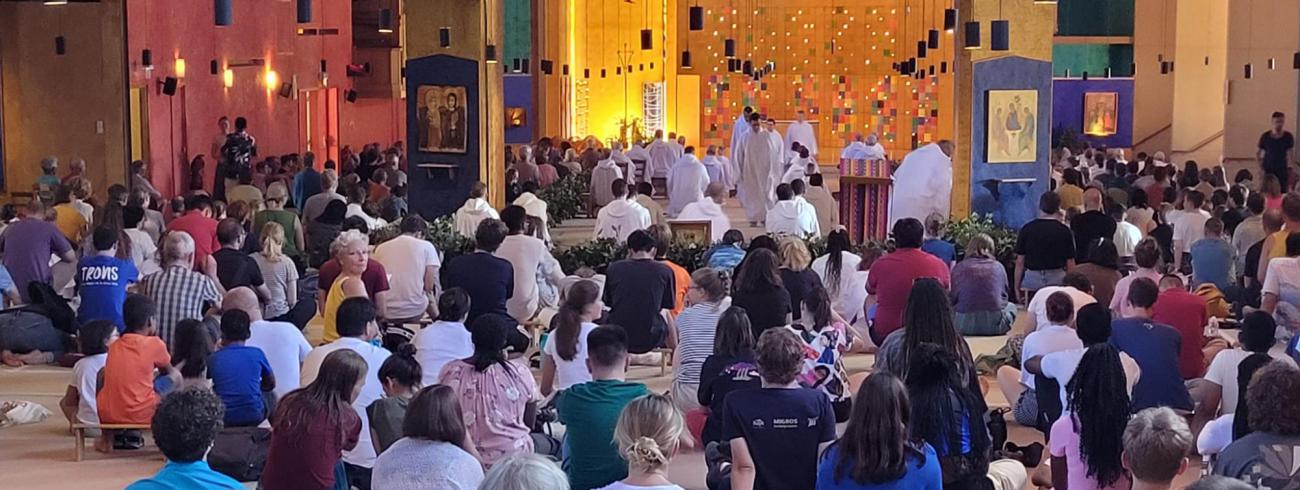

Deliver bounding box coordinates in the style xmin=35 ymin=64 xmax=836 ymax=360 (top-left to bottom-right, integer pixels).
xmin=60 ymin=320 xmax=118 ymax=431
xmin=207 ymin=309 xmax=276 ymax=427
xmin=96 ymin=294 xmax=180 ymax=451
xmin=367 ymin=343 xmax=422 ymax=454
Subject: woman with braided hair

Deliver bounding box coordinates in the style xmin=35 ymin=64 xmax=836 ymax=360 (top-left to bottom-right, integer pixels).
xmin=600 ymin=393 xmax=687 ymax=490
xmin=1049 ymin=344 xmax=1132 ymax=489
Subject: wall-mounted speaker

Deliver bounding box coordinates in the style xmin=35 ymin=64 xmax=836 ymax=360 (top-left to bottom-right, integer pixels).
xmin=439 ymin=27 xmax=451 ymax=48
xmin=142 ymin=49 xmax=153 ymax=68
xmin=278 ymin=81 xmax=293 ymax=98
xmin=55 ymin=36 xmax=66 ymax=55
xmin=161 ymin=76 xmax=178 ymax=95
xmin=345 ymin=89 xmax=358 ymax=102
xmin=211 ymin=59 xmax=220 ymax=75
xmin=541 ymin=60 xmax=554 ymax=74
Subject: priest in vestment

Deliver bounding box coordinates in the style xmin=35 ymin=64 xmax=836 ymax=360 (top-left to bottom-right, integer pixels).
xmin=841 ymin=133 xmax=887 ymax=161
xmin=784 ymin=109 xmax=819 ymax=159
xmin=647 ymin=130 xmax=676 ymax=180
xmin=889 ymin=140 xmax=955 ymax=229
xmin=766 ymin=183 xmax=820 ymax=238
xmin=729 ymin=106 xmax=755 ymax=166
xmin=738 ymin=117 xmax=780 ymax=224
xmin=666 ymin=147 xmax=710 ymax=217
xmin=675 ymin=182 xmax=732 ymax=242
xmin=590 ymin=149 xmax=625 ymax=207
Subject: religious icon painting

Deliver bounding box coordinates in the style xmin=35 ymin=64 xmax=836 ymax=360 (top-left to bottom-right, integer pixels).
xmin=1082 ymin=92 xmax=1119 ymax=136
xmin=985 ymin=89 xmax=1038 ymax=164
xmin=416 ymin=85 xmax=469 ymax=154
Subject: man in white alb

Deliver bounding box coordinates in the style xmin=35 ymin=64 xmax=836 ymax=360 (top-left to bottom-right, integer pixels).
xmin=647 ymin=130 xmax=676 ymax=181
xmin=889 ymin=140 xmax=954 ymax=229
xmin=730 ymin=106 xmax=755 ymax=167
xmin=738 ymin=115 xmax=780 ymax=225
xmin=766 ymin=183 xmax=819 ymax=238
xmin=841 ymin=133 xmax=887 ymax=161
xmin=591 ymin=149 xmax=625 ymax=207
xmin=666 ymin=146 xmax=710 ymax=218
xmin=785 ymin=109 xmax=819 ymax=160
xmin=676 ymin=183 xmax=732 ymax=242
xmin=700 ymin=146 xmax=725 ymax=185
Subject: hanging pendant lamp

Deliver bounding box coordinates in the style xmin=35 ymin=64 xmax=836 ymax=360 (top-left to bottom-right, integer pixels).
xmin=991 ymin=20 xmax=1009 ymax=51
xmin=214 ymin=0 xmax=232 ymax=26
xmin=918 ymin=40 xmax=928 ymax=59
xmin=641 ymin=29 xmax=653 ymax=50
xmin=944 ymin=9 xmax=957 ymax=32
xmin=378 ymin=9 xmax=394 ymax=33
xmin=928 ymin=29 xmax=940 ymax=49
xmin=681 ymin=50 xmax=693 ymax=68
xmin=963 ymin=22 xmax=980 ymax=50
xmin=724 ymin=39 xmax=736 ymax=58
xmin=689 ymin=6 xmax=704 ymax=31
xmin=296 ymin=0 xmax=311 ymax=23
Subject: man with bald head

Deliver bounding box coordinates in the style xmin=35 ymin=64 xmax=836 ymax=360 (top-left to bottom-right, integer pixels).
xmin=841 ymin=132 xmax=887 ymax=161
xmin=227 ymin=287 xmax=311 ymax=398
xmin=1069 ymin=186 xmax=1118 ymax=263
xmin=675 ymin=182 xmax=732 ymax=242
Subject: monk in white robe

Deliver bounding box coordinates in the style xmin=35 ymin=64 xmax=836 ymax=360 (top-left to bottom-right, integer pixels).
xmin=764 ymin=119 xmax=786 ymax=176
xmin=784 ymin=109 xmax=819 ymax=159
xmin=766 ymin=183 xmax=820 ymax=238
xmin=738 ymin=118 xmax=779 ymax=224
xmin=594 ymin=179 xmax=652 ymax=242
xmin=453 ymin=182 xmax=499 ymax=238
xmin=625 ymin=143 xmax=650 ymax=183
xmin=841 ymin=133 xmax=887 ymax=161
xmin=647 ymin=130 xmax=676 ymax=180
xmin=669 ymin=134 xmax=685 ymax=159
xmin=700 ymin=146 xmax=724 ymax=184
xmin=666 ymin=148 xmax=710 ymax=218
xmin=608 ymin=142 xmax=635 ymax=183
xmin=590 ymin=149 xmax=625 ymax=207
xmin=513 ymin=183 xmax=551 ymax=244
xmin=782 ymin=147 xmax=820 ymax=185
xmin=675 ymin=182 xmax=732 ymax=242
xmin=804 ymin=174 xmax=839 ymax=237
xmin=729 ymin=107 xmax=754 ymax=166
xmin=889 ymin=140 xmax=955 ymax=229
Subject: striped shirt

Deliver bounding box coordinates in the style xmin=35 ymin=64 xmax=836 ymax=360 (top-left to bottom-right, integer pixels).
xmin=673 ymin=300 xmax=727 ymax=384
xmin=137 ymin=265 xmax=222 ymax=350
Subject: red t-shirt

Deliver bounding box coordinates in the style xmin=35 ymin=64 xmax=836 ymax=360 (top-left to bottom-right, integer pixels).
xmin=261 ymin=398 xmax=361 ymax=490
xmin=166 ymin=211 xmax=220 ymax=266
xmin=97 ymin=333 xmax=171 ymax=425
xmin=1152 ymin=289 xmax=1209 ymax=379
xmin=317 ymin=258 xmax=392 ymax=304
xmin=867 ymin=248 xmax=952 ymax=338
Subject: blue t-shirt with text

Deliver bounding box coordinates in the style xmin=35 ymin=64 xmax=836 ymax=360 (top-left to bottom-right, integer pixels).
xmin=76 ymin=255 xmax=139 ymax=329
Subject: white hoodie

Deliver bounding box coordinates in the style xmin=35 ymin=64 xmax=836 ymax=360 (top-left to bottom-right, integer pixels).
xmin=453 ymin=198 xmax=499 ymax=238
xmin=591 ymin=159 xmax=626 ymax=207
xmin=595 ymin=198 xmax=652 ymax=243
xmin=675 ymin=198 xmax=730 ymax=242
xmin=666 ymin=154 xmax=710 ymax=217
xmin=512 ymin=192 xmax=551 ymax=243
xmin=766 ymin=199 xmax=819 ymax=238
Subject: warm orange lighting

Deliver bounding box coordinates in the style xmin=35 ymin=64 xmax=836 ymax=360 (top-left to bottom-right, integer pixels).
xmin=174 ymin=58 xmax=186 ymax=78
xmin=264 ymin=70 xmax=279 ymax=88
xmin=222 ymin=69 xmax=234 ymax=88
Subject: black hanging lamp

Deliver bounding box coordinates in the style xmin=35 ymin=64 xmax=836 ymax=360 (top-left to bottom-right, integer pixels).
xmin=991 ymin=20 xmax=1009 ymax=51
xmin=944 ymin=9 xmax=957 ymax=32
xmin=214 ymin=0 xmax=232 ymax=26
xmin=742 ymin=59 xmax=754 ymax=75
xmin=439 ymin=27 xmax=451 ymax=48
xmin=681 ymin=50 xmax=693 ymax=68
xmin=296 ymin=0 xmax=311 ymax=23
xmin=724 ymin=39 xmax=736 ymax=57
xmin=928 ymin=29 xmax=940 ymax=49
xmin=378 ymin=8 xmax=394 ymax=33
xmin=1294 ymin=52 xmax=1300 ymax=70
xmin=1244 ymin=63 xmax=1253 ymax=79
xmin=918 ymin=40 xmax=928 ymax=59
xmin=963 ymin=22 xmax=980 ymax=50
xmin=689 ymin=5 xmax=704 ymax=31
xmin=640 ymin=29 xmax=653 ymax=50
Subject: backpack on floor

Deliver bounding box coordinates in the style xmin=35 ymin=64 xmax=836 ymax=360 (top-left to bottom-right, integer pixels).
xmin=208 ymin=426 xmax=271 ymax=482
xmin=1194 ymin=283 xmax=1231 ymax=319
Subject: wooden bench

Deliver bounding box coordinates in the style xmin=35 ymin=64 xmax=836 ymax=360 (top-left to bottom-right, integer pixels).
xmin=72 ymin=423 xmax=151 ymax=461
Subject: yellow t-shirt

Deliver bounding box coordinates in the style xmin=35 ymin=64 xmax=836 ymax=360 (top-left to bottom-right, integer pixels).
xmin=53 ymin=204 xmax=86 ymax=244
xmin=322 ymin=275 xmax=353 ymax=343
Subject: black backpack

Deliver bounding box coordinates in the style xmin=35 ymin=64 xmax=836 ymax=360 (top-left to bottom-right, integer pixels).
xmin=26 ymin=281 xmax=76 ymax=335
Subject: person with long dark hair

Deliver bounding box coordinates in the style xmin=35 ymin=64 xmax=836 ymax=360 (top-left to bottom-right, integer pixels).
xmin=1049 ymin=344 xmax=1132 ymax=489
xmin=816 ymin=373 xmax=941 ymax=489
xmin=170 ymin=319 xmax=215 ymax=389
xmin=366 ymin=343 xmax=421 ymax=454
xmin=731 ymin=248 xmax=791 ymax=339
xmin=540 ymin=279 xmax=602 ymax=396
xmin=261 ymin=349 xmax=368 ymax=490
xmin=438 ymin=313 xmax=540 ymax=467
xmin=697 ymin=307 xmax=761 ymax=445
xmin=812 ymin=229 xmax=863 ymax=321
xmin=905 ymin=343 xmax=1025 ymax=488
xmin=875 ymin=278 xmax=975 ymax=385
xmin=796 ymin=283 xmax=852 ymax=421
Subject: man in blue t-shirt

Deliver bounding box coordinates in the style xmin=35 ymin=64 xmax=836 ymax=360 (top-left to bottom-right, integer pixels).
xmin=723 ymin=328 xmax=836 ymax=490
xmin=76 ymin=227 xmax=140 ymax=330
xmin=207 ymin=309 xmax=276 ymax=427
xmin=1110 ymin=277 xmax=1193 ymax=411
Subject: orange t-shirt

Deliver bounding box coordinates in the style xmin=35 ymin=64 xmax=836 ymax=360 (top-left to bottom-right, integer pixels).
xmin=661 ymin=260 xmax=690 ymax=316
xmin=369 ymin=182 xmax=391 ymax=203
xmin=97 ymin=333 xmax=171 ymax=425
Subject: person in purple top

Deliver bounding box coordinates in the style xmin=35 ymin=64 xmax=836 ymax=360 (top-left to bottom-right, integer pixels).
xmin=0 ymin=200 xmax=75 ymax=302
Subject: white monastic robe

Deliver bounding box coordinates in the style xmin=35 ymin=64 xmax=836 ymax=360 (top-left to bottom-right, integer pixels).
xmin=647 ymin=140 xmax=676 ymax=179
xmin=700 ymin=155 xmax=724 ymax=184
xmin=675 ymin=198 xmax=731 ymax=242
xmin=730 ymin=115 xmax=751 ymax=167
xmin=453 ymin=198 xmax=499 ymax=238
xmin=785 ymin=120 xmax=819 ymax=158
xmin=766 ymin=199 xmax=820 ymax=238
xmin=625 ymin=146 xmax=650 ymax=183
xmin=720 ymin=156 xmax=739 ymax=190
xmin=666 ymin=154 xmax=710 ymax=217
xmin=781 ymin=157 xmax=820 ymax=185
xmin=669 ymin=140 xmax=684 ymax=159
xmin=609 ymin=150 xmax=635 ymax=184
xmin=889 ymin=143 xmax=952 ymax=228
xmin=595 ymin=198 xmax=652 ymax=243
xmin=591 ymin=158 xmax=626 ymax=207
xmin=805 ymin=184 xmax=839 ymax=237
xmin=841 ymin=141 xmax=887 ymax=161
xmin=739 ymin=130 xmax=780 ymax=222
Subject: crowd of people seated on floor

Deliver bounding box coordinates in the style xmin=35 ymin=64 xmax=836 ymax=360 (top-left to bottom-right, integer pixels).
xmin=3 ymin=116 xmax=1300 ymax=490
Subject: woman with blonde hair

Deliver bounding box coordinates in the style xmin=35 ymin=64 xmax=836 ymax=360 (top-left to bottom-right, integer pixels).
xmin=949 ymin=233 xmax=1016 ymax=336
xmin=778 ymin=236 xmax=822 ymax=324
xmin=671 ymin=268 xmax=729 ymax=413
xmin=320 ymin=229 xmax=371 ymax=342
xmin=602 ymin=393 xmax=688 ymax=490
xmin=253 ymin=221 xmax=300 ymax=320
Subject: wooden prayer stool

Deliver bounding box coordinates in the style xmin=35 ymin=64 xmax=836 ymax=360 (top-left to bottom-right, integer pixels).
xmin=655 ymin=347 xmax=674 ymax=376
xmin=72 ymin=423 xmax=152 ymax=461
xmin=651 ymin=177 xmax=667 ymax=198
